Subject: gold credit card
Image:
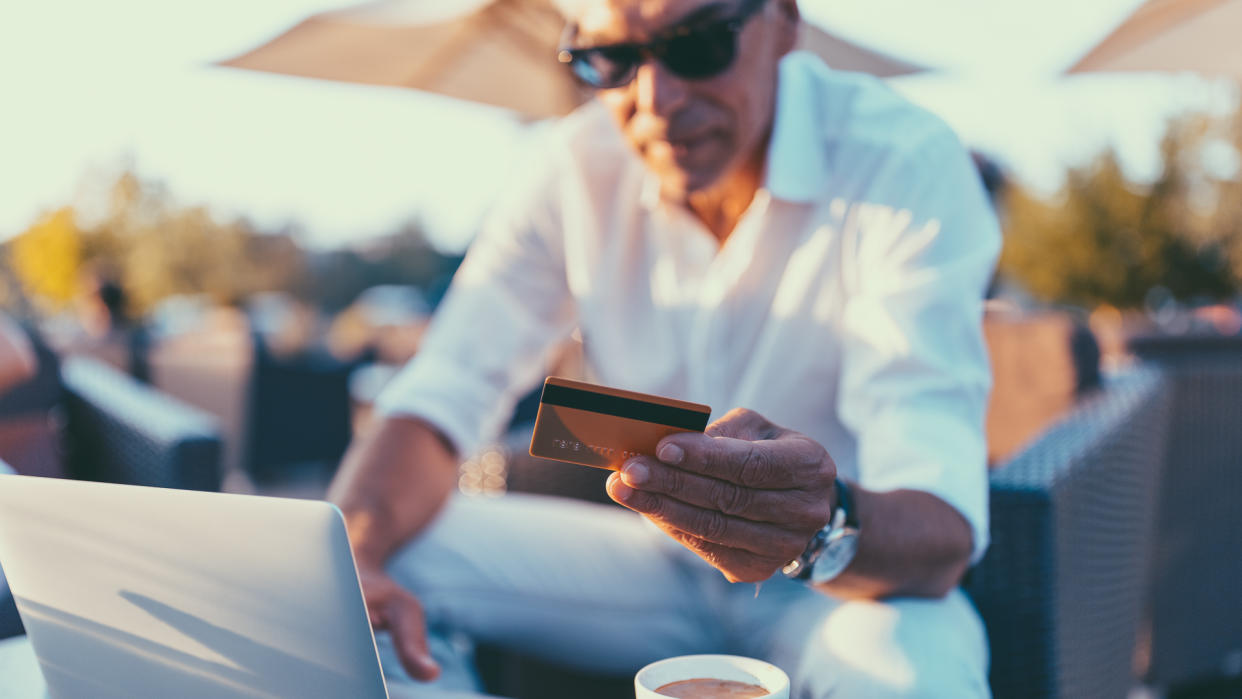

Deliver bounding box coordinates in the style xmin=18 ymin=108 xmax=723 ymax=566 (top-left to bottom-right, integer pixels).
xmin=529 ymin=377 xmax=712 ymax=470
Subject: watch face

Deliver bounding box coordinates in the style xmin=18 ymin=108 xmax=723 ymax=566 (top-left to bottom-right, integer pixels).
xmin=810 ymin=531 xmax=859 ymax=584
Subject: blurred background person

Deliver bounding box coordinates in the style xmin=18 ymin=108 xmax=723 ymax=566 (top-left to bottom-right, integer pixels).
xmin=0 ymin=312 xmax=37 ymax=396
xmin=0 ymin=310 xmax=39 ymax=478
xmin=65 ymin=269 xmax=151 ymax=382
xmin=0 ymin=309 xmax=66 ymax=480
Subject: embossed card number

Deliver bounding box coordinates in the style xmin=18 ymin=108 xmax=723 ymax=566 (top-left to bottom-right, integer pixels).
xmin=529 ymin=377 xmax=712 ymax=470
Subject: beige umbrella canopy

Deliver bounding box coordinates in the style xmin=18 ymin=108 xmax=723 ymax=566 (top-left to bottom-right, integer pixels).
xmin=1068 ymin=0 xmax=1242 ymax=79
xmin=218 ymin=0 xmax=925 ymax=119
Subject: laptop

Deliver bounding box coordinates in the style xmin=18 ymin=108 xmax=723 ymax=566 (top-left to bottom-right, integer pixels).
xmin=0 ymin=474 xmax=404 ymax=698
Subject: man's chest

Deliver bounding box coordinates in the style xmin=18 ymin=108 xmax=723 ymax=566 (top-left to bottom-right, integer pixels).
xmin=566 ymin=201 xmax=850 ymax=417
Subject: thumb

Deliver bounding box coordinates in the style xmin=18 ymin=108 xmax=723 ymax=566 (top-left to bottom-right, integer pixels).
xmin=386 ymin=597 xmax=441 ymax=682
xmin=703 ymin=408 xmax=777 ymax=441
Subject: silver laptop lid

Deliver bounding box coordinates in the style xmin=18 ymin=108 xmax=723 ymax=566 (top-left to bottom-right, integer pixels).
xmin=0 ymin=475 xmax=388 ymax=699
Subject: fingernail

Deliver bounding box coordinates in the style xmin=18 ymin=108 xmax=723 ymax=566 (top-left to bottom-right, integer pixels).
xmin=610 ymin=476 xmax=634 ymax=501
xmin=658 ymin=443 xmax=684 ymax=465
xmin=622 ymin=461 xmax=649 ymax=485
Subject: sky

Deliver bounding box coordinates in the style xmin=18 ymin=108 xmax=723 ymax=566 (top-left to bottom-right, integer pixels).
xmin=0 ymin=0 xmax=1238 ymax=252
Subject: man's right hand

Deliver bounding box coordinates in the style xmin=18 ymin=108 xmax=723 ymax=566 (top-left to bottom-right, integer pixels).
xmin=330 ymin=417 xmax=459 ymax=682
xmin=358 ymin=564 xmax=441 ymax=682
xmin=329 ymin=416 xmax=460 ymax=682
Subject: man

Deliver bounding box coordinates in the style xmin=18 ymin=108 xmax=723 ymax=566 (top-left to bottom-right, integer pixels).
xmin=328 ymin=0 xmax=1000 ymax=695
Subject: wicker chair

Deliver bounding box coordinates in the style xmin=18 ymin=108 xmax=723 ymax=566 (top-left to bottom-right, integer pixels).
xmin=488 ymin=368 xmax=1170 ymax=699
xmin=59 ymin=357 xmax=223 ymax=491
xmin=1126 ymin=334 xmax=1242 ymax=691
xmin=243 ymin=335 xmax=353 ymax=483
xmin=0 ymin=356 xmax=224 ymax=640
xmin=966 ymin=367 xmax=1169 ymax=698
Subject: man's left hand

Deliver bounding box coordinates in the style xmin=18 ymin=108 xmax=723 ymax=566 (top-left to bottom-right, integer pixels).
xmin=607 ymin=408 xmax=838 ymax=583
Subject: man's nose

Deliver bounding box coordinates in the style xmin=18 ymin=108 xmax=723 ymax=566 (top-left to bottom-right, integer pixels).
xmin=633 ymin=59 xmax=687 ymax=118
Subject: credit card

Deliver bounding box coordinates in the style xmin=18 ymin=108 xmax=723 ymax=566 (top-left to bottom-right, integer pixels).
xmin=529 ymin=377 xmax=712 ymax=470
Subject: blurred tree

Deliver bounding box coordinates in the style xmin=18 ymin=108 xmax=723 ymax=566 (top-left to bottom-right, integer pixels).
xmin=88 ymin=172 xmax=309 ymax=314
xmin=1217 ymin=116 xmax=1242 ymax=281
xmin=302 ymin=221 xmax=463 ymax=313
xmin=3 ymin=167 xmax=466 ymax=320
xmin=999 ymin=112 xmax=1242 ymax=309
xmin=7 ymin=207 xmax=83 ymax=312
xmin=3 ymin=170 xmax=311 ymax=318
xmin=3 ymin=168 xmax=462 ymax=322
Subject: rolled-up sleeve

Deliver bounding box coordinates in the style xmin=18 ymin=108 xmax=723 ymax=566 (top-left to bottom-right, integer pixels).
xmin=835 ymin=128 xmax=1001 ymax=564
xmin=375 ymin=147 xmax=576 ymax=456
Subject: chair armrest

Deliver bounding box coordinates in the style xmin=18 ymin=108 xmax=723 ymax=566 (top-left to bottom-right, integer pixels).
xmin=967 ymin=367 xmax=1169 ymax=698
xmin=60 ymin=357 xmax=224 ymax=491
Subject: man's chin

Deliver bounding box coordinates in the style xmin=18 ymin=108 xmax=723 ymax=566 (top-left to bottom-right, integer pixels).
xmin=651 ymin=165 xmax=725 ymax=202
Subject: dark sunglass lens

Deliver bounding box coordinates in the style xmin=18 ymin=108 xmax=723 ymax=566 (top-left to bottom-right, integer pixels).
xmin=662 ymin=23 xmax=736 ymax=79
xmin=572 ymin=46 xmax=639 ymax=88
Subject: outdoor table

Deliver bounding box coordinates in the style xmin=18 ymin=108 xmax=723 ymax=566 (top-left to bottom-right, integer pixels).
xmin=0 ymin=635 xmax=503 ymax=699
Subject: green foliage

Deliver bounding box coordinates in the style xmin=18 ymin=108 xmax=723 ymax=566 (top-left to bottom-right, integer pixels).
xmin=2 ymin=170 xmax=461 ymax=319
xmin=301 ymin=223 xmax=463 ymax=313
xmin=1 ymin=171 xmax=309 ymax=318
xmin=999 ymin=113 xmax=1242 ymax=309
xmin=87 ymin=172 xmax=309 ymax=315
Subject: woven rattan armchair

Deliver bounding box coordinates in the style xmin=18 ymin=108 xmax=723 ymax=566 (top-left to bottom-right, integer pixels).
xmin=60 ymin=357 xmax=223 ymax=491
xmin=0 ymin=356 xmax=224 ymax=640
xmin=966 ymin=367 xmax=1170 ymax=698
xmin=1126 ymin=334 xmax=1242 ymax=691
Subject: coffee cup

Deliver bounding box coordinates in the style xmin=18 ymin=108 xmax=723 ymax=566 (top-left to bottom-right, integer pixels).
xmin=634 ymin=654 xmax=790 ymax=699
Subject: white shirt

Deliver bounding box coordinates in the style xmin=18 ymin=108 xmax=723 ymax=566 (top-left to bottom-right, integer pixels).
xmin=378 ymin=51 xmax=1001 ymax=562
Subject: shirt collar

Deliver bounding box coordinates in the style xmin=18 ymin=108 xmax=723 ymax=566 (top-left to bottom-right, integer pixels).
xmin=640 ymin=169 xmax=664 ymax=211
xmin=763 ymin=51 xmax=831 ymax=204
xmin=640 ymin=51 xmax=829 ymax=211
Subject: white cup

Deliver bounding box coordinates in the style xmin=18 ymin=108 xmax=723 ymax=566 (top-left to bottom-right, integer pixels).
xmin=634 ymin=654 xmax=790 ymax=698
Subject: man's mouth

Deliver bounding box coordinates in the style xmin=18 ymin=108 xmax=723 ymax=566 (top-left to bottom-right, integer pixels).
xmin=664 ymin=131 xmax=715 ymax=159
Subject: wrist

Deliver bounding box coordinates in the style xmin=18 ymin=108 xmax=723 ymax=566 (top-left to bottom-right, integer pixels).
xmin=340 ymin=509 xmax=395 ymax=571
xmin=352 ymin=545 xmax=390 ymax=574
xmin=782 ymin=478 xmax=860 ymax=584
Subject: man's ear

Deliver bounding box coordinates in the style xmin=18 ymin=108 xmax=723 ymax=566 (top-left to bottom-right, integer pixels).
xmin=772 ymin=0 xmax=801 ymax=55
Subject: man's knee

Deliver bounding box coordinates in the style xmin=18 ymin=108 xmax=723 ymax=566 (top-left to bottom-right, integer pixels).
xmin=793 ymin=591 xmax=989 ymax=699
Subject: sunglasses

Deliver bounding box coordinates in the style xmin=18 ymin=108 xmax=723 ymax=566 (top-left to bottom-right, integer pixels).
xmin=557 ymin=0 xmax=769 ymax=90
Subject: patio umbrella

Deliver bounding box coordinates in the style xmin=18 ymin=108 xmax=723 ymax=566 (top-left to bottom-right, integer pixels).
xmin=1067 ymin=0 xmax=1242 ymax=79
xmin=217 ymin=0 xmax=925 ymax=120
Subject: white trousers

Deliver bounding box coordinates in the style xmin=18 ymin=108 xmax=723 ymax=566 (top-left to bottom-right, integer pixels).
xmin=379 ymin=493 xmax=990 ymax=699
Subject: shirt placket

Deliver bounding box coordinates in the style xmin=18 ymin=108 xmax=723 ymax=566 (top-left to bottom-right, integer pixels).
xmin=684 ymin=192 xmax=772 ymax=414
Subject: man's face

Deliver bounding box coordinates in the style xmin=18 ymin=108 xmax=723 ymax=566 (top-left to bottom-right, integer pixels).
xmin=567 ymin=0 xmax=798 ymax=199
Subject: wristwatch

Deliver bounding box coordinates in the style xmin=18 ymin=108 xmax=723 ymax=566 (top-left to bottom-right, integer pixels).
xmin=782 ymin=478 xmax=860 ymax=584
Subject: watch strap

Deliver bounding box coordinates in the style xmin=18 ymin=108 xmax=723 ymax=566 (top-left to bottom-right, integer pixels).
xmin=783 ymin=478 xmax=853 ymax=580
xmin=835 ymin=478 xmax=858 ymax=529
